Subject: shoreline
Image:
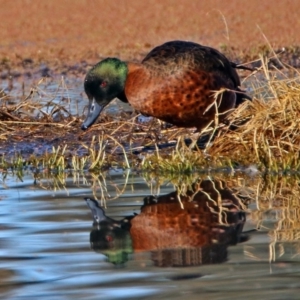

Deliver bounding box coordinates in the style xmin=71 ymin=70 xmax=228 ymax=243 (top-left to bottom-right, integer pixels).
xmin=1 ymin=0 xmax=300 ymax=76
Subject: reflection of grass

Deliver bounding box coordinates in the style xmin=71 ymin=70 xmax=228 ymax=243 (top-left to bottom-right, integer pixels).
xmin=247 ymin=174 xmax=300 ymax=261
xmin=1 ymin=167 xmax=132 ymax=208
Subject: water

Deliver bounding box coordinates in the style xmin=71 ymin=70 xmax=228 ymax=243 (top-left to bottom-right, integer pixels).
xmin=0 ymin=74 xmax=132 ymax=119
xmin=1 ymin=170 xmax=300 ymax=299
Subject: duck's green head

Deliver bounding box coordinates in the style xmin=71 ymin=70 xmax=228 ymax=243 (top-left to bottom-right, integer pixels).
xmin=82 ymin=58 xmax=128 ymax=130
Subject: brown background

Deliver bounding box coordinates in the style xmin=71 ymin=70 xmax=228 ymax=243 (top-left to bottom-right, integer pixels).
xmin=0 ymin=0 xmax=299 ymax=67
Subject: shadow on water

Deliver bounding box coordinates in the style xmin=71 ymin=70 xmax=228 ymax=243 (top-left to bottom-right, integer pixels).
xmin=1 ymin=170 xmax=300 ymax=299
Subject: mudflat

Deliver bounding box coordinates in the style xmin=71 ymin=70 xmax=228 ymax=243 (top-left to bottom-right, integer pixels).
xmin=0 ymin=0 xmax=299 ymax=70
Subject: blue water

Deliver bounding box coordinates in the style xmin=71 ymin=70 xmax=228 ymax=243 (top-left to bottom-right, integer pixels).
xmin=1 ymin=170 xmax=300 ymax=300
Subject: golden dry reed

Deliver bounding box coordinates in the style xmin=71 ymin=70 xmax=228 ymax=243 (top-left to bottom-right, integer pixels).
xmin=0 ymin=56 xmax=300 ymax=173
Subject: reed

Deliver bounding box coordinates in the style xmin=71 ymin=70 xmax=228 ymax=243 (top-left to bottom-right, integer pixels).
xmin=0 ymin=55 xmax=300 ymax=174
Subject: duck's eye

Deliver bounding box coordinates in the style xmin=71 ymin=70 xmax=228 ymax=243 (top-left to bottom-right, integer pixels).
xmin=106 ymin=235 xmax=113 ymax=242
xmin=100 ymin=81 xmax=107 ymax=88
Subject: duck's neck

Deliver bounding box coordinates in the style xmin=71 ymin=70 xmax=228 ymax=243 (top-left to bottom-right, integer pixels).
xmin=124 ymin=62 xmax=151 ymax=101
xmin=116 ymin=62 xmax=144 ymax=103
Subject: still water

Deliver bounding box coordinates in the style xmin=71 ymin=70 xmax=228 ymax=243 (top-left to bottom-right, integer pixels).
xmin=1 ymin=170 xmax=300 ymax=300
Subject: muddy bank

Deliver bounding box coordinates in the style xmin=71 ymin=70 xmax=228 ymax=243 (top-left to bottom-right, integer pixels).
xmin=0 ymin=0 xmax=300 ymax=76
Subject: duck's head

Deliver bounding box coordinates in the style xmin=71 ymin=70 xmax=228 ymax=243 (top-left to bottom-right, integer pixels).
xmin=82 ymin=58 xmax=128 ymax=130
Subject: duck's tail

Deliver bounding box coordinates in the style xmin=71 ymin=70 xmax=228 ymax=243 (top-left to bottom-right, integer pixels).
xmin=230 ymin=62 xmax=254 ymax=106
xmin=231 ymin=62 xmax=257 ymax=72
xmin=235 ymin=88 xmax=252 ymax=107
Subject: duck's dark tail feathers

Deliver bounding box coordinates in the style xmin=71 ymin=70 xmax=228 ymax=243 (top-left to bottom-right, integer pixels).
xmin=230 ymin=62 xmax=254 ymax=106
xmin=235 ymin=88 xmax=252 ymax=107
xmin=231 ymin=62 xmax=257 ymax=72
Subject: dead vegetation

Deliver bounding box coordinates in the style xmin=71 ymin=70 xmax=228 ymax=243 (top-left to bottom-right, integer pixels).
xmin=209 ymin=63 xmax=300 ymax=172
xmin=0 ymin=55 xmax=300 ymax=175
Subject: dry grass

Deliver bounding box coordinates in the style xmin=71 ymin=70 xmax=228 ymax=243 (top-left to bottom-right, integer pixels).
xmin=0 ymin=54 xmax=300 ymax=175
xmin=0 ymin=2 xmax=299 ymax=173
xmin=209 ymin=62 xmax=300 ymax=172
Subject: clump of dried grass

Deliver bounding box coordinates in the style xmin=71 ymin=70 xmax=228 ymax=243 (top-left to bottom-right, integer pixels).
xmin=209 ymin=60 xmax=300 ymax=172
xmin=1 ymin=56 xmax=300 ymax=174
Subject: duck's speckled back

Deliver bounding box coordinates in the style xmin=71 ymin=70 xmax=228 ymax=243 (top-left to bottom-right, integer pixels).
xmin=142 ymin=40 xmax=240 ymax=89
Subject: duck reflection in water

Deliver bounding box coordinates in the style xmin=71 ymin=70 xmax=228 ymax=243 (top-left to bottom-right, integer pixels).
xmin=85 ymin=179 xmax=247 ymax=267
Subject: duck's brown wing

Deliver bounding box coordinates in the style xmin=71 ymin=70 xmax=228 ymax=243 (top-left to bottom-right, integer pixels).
xmin=142 ymin=40 xmax=250 ymax=104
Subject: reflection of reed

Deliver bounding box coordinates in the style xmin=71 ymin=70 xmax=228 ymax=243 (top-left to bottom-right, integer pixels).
xmin=246 ymin=175 xmax=300 ymax=261
xmin=86 ymin=170 xmax=131 ymax=207
xmin=32 ymin=168 xmax=131 ymax=208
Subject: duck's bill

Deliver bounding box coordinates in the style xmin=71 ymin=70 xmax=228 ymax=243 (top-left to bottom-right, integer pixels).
xmin=85 ymin=197 xmax=106 ymax=223
xmin=81 ymin=98 xmax=105 ymax=130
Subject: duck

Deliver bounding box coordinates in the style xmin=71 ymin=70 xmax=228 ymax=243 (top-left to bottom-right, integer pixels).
xmin=81 ymin=40 xmax=251 ymax=131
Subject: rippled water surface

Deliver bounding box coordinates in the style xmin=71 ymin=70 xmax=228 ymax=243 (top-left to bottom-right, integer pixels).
xmin=1 ymin=170 xmax=300 ymax=300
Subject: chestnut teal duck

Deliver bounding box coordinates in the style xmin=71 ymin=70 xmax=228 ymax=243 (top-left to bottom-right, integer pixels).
xmin=82 ymin=40 xmax=251 ymax=131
